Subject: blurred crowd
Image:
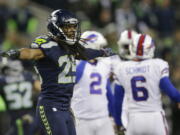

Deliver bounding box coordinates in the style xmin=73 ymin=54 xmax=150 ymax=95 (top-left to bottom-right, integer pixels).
xmin=0 ymin=0 xmax=179 ymax=135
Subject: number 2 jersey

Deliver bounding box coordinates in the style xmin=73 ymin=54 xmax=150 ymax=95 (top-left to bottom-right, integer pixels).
xmin=113 ymin=58 xmax=169 ymax=113
xmin=71 ymin=57 xmax=117 ymax=119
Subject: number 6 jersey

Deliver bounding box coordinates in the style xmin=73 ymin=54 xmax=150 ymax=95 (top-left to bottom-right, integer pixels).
xmin=113 ymin=58 xmax=169 ymax=113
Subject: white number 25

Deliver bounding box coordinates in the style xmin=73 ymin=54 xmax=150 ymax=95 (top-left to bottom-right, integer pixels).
xmin=58 ymin=55 xmax=76 ymax=84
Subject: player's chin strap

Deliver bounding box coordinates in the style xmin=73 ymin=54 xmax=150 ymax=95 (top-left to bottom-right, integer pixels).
xmin=0 ymin=49 xmax=20 ymax=59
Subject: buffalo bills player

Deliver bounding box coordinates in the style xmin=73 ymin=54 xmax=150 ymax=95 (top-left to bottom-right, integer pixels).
xmin=71 ymin=31 xmax=115 ymax=135
xmin=113 ymin=30 xmax=138 ymax=134
xmin=0 ymin=9 xmax=114 ymax=135
xmin=0 ymin=59 xmax=40 ymax=135
xmin=113 ymin=34 xmax=180 ymax=135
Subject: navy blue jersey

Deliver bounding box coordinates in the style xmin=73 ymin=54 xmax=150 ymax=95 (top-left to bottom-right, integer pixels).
xmin=31 ymin=35 xmax=77 ymax=109
xmin=31 ymin=36 xmax=103 ymax=108
xmin=0 ymin=72 xmax=35 ymax=120
xmin=31 ymin=35 xmax=104 ymax=109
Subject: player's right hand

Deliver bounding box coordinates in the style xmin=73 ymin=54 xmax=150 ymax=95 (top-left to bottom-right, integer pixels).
xmin=114 ymin=125 xmax=126 ymax=135
xmin=0 ymin=49 xmax=20 ymax=59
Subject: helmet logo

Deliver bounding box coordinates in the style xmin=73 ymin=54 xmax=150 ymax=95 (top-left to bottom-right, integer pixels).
xmin=85 ymin=34 xmax=98 ymax=43
xmin=51 ymin=16 xmax=57 ymax=22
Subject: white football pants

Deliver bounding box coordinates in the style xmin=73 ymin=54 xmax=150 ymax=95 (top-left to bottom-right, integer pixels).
xmin=126 ymin=111 xmax=169 ymax=135
xmin=75 ymin=117 xmax=115 ymax=135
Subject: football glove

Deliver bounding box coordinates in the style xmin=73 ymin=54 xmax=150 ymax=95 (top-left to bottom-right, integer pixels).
xmin=0 ymin=49 xmax=20 ymax=59
xmin=101 ymin=48 xmax=116 ymax=57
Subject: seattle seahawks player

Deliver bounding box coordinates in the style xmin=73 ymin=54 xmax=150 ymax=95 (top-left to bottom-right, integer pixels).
xmin=113 ymin=34 xmax=180 ymax=135
xmin=71 ymin=31 xmax=115 ymax=135
xmin=0 ymin=9 xmax=114 ymax=135
xmin=0 ymin=59 xmax=40 ymax=135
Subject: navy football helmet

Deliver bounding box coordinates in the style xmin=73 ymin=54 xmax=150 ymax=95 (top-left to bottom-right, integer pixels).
xmin=47 ymin=9 xmax=81 ymax=45
xmin=1 ymin=59 xmax=23 ymax=76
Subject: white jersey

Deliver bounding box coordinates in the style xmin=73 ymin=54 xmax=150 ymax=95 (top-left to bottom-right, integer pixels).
xmin=114 ymin=58 xmax=169 ymax=113
xmin=71 ymin=57 xmax=115 ymax=119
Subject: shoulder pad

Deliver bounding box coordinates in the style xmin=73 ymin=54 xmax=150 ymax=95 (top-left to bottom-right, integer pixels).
xmin=31 ymin=35 xmax=58 ymax=49
xmin=154 ymin=58 xmax=168 ymax=65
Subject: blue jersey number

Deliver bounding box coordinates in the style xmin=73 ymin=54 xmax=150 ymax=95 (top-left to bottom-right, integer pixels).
xmin=90 ymin=73 xmax=102 ymax=94
xmin=131 ymin=76 xmax=148 ymax=101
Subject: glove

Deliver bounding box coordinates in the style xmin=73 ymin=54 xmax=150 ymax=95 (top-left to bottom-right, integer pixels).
xmin=101 ymin=48 xmax=116 ymax=57
xmin=0 ymin=49 xmax=20 ymax=59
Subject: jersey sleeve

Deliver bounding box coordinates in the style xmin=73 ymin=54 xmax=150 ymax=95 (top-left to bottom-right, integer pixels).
xmin=114 ymin=83 xmax=124 ymax=126
xmin=157 ymin=59 xmax=169 ymax=78
xmin=83 ymin=48 xmax=104 ymax=60
xmin=30 ymin=36 xmax=60 ymax=62
xmin=160 ymin=77 xmax=180 ymax=102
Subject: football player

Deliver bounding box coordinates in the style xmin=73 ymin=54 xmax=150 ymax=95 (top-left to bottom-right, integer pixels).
xmin=117 ymin=30 xmax=138 ymax=60
xmin=113 ymin=34 xmax=180 ymax=135
xmin=0 ymin=59 xmax=40 ymax=135
xmin=113 ymin=30 xmax=138 ymax=133
xmin=71 ymin=31 xmax=115 ymax=135
xmin=0 ymin=9 xmax=114 ymax=135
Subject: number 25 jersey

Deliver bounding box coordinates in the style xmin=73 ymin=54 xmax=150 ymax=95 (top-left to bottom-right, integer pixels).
xmin=113 ymin=58 xmax=169 ymax=113
xmin=31 ymin=35 xmax=76 ymax=108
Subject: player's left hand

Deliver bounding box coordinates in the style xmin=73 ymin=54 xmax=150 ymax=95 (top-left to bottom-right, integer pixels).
xmin=101 ymin=48 xmax=116 ymax=57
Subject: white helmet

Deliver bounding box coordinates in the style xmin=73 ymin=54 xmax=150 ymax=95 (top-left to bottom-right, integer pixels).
xmin=117 ymin=30 xmax=138 ymax=59
xmin=130 ymin=34 xmax=155 ymax=59
xmin=80 ymin=31 xmax=107 ymax=50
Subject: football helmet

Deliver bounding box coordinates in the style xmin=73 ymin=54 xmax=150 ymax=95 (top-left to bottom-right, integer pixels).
xmin=130 ymin=34 xmax=155 ymax=59
xmin=47 ymin=9 xmax=80 ymax=45
xmin=1 ymin=59 xmax=23 ymax=76
xmin=80 ymin=31 xmax=107 ymax=50
xmin=117 ymin=30 xmax=138 ymax=60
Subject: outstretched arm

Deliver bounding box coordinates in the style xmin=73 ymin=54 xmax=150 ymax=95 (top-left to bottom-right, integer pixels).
xmin=74 ymin=43 xmax=115 ymax=60
xmin=1 ymin=48 xmax=45 ymax=60
xmin=84 ymin=48 xmax=115 ymax=60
